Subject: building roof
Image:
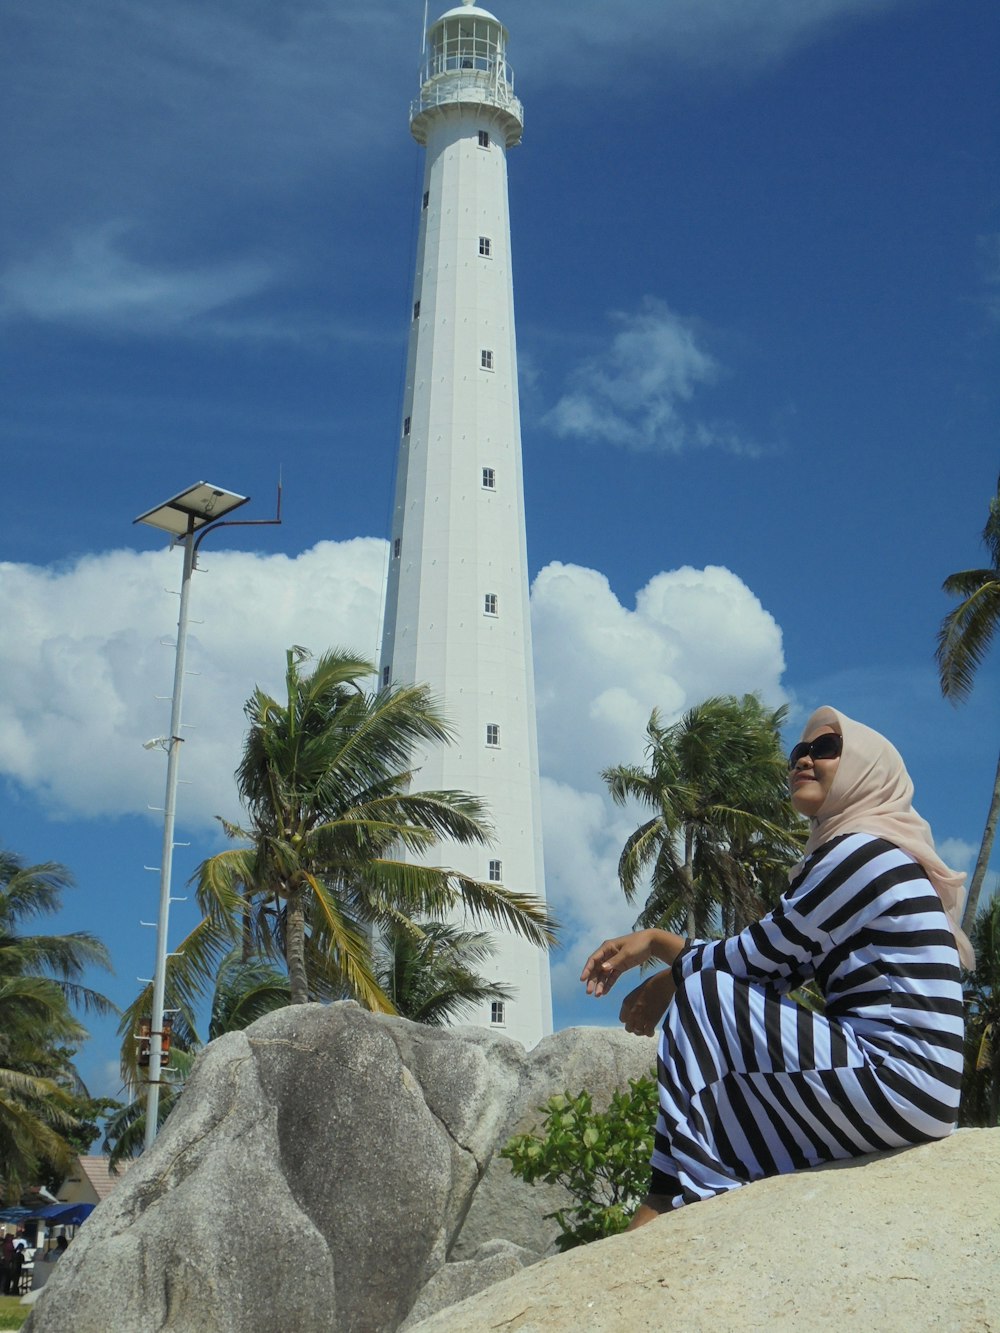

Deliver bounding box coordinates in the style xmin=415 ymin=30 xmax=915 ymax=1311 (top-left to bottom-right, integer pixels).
xmin=60 ymin=1156 xmax=132 ymax=1204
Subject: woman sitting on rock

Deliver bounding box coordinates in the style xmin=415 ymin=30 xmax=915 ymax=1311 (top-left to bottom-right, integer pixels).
xmin=581 ymin=706 xmax=972 ymax=1228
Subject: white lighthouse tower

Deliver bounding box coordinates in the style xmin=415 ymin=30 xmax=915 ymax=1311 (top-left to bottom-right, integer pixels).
xmin=379 ymin=0 xmax=552 ymax=1046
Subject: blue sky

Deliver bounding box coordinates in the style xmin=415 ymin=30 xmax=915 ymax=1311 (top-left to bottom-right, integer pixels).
xmin=2 ymin=0 xmax=998 ymax=1101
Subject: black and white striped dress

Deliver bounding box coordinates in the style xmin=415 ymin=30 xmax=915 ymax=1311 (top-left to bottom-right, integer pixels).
xmin=650 ymin=832 xmax=965 ymax=1209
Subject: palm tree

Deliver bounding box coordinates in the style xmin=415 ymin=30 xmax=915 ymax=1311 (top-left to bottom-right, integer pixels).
xmin=936 ymin=473 xmax=1000 ymax=932
xmin=958 ymin=895 xmax=1000 ymax=1127
xmin=176 ymin=648 xmax=554 ymax=1012
xmin=604 ymin=695 xmax=804 ymax=939
xmin=0 ymin=983 xmax=88 ymax=1201
xmin=374 ymin=919 xmax=514 ymax=1026
xmin=0 ymin=850 xmax=115 ymax=1199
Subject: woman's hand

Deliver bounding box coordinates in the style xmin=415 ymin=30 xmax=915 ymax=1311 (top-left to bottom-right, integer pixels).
xmin=581 ymin=930 xmax=657 ymax=997
xmin=581 ymin=929 xmax=687 ymax=997
xmin=619 ymin=970 xmax=676 ymax=1037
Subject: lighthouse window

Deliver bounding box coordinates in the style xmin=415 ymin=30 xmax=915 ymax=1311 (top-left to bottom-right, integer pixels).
xmin=479 ymin=236 xmax=492 ymax=257
xmin=482 ymin=467 xmax=496 ymax=490
xmin=488 ymin=859 xmax=502 ymax=882
xmin=490 ymin=1001 xmax=506 ymax=1025
xmin=413 ymin=300 xmax=420 ymax=319
xmin=484 ymin=593 xmax=498 ymax=616
xmin=403 ymin=417 xmax=411 ymax=436
xmin=486 ymin=723 xmax=500 ymax=747
xmin=422 ymin=190 xmax=429 ymax=209
xmin=393 ymin=538 xmax=402 ymax=558
xmin=481 ymin=349 xmax=494 ymax=370
xmin=382 ymin=666 xmax=390 ymax=687
xmin=478 ymin=130 xmax=490 ymax=149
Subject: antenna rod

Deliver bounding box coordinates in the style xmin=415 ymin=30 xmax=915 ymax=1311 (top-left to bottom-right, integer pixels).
xmin=422 ymin=0 xmax=429 ymax=56
xmin=192 ymin=475 xmax=283 ymax=555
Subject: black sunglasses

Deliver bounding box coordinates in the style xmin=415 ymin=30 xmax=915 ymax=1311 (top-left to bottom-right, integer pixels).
xmin=788 ymin=733 xmax=843 ymax=769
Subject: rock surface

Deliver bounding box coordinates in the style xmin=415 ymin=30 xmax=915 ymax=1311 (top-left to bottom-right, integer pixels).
xmin=24 ymin=1004 xmax=655 ymax=1333
xmin=409 ymin=1130 xmax=1000 ymax=1333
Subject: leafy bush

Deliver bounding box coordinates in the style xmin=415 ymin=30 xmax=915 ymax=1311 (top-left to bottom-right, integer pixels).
xmin=500 ymin=1074 xmax=658 ymax=1250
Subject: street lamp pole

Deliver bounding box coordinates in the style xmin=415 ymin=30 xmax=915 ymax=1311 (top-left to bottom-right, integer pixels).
xmin=134 ymin=483 xmax=250 ymax=1150
xmin=142 ymin=517 xmax=198 ymax=1149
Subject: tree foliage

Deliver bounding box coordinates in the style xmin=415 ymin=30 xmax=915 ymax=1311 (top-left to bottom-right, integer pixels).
xmin=192 ymin=647 xmax=556 ymax=1009
xmin=109 ymin=949 xmax=290 ymax=1163
xmin=0 ymin=849 xmax=116 ymax=1200
xmin=959 ymin=895 xmax=1000 ymax=1128
xmin=501 ymin=1076 xmax=659 ymax=1250
xmin=118 ymin=647 xmax=557 ymax=1096
xmin=604 ymin=695 xmax=805 ymax=938
xmin=373 ymin=919 xmax=513 ymax=1026
xmin=936 ymin=473 xmax=1000 ymax=931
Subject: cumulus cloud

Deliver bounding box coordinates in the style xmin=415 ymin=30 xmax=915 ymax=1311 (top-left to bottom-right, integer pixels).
xmin=0 ymin=542 xmax=788 ymax=1013
xmin=540 ymin=776 xmax=656 ymax=1017
xmin=532 ymin=560 xmax=785 ymax=784
xmin=529 ymin=558 xmax=787 ymax=1011
xmin=544 ymin=298 xmax=755 ymax=454
xmin=0 ymin=540 xmax=389 ymax=828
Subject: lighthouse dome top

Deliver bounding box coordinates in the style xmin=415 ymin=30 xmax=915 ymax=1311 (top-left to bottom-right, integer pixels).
xmin=435 ymin=3 xmax=501 ymax=21
xmin=431 ymin=2 xmax=507 ymax=36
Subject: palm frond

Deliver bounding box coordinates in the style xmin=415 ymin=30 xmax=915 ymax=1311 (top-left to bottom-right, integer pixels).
xmin=617 ymin=817 xmax=672 ymax=903
xmin=443 ymin=875 xmax=558 ymax=948
xmin=301 ymin=873 xmax=393 ymax=1012
xmin=936 ymin=575 xmax=1000 ymax=702
xmin=117 ymin=914 xmax=237 ymax=1088
xmin=208 ymin=950 xmax=291 ymax=1038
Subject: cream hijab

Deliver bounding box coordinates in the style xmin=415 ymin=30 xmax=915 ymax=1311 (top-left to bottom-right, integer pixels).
xmin=793 ymin=706 xmax=975 ymax=970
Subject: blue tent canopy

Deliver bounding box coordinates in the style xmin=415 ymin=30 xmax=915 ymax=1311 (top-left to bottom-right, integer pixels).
xmin=30 ymin=1203 xmax=95 ymax=1225
xmin=1 ymin=1202 xmax=96 ymax=1226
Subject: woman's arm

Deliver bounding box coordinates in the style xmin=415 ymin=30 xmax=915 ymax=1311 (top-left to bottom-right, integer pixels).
xmin=673 ymin=835 xmax=909 ymax=993
xmin=580 ymin=928 xmax=686 ymax=997
xmin=618 ymin=969 xmax=677 ymax=1036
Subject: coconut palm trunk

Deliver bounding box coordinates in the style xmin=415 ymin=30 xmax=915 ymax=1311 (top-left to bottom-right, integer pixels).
xmin=963 ymin=748 xmax=1000 ymax=934
xmin=936 ymin=473 xmax=1000 ymax=935
xmin=285 ymin=883 xmax=310 ymax=1005
xmin=682 ymin=828 xmax=696 ymax=939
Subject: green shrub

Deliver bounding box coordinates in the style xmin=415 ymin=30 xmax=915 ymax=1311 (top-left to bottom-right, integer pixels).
xmin=500 ymin=1074 xmax=658 ymax=1251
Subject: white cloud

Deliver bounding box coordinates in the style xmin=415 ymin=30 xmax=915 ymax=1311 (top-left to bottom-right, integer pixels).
xmin=532 ymin=560 xmax=785 ymax=785
xmin=938 ymin=837 xmax=999 ymax=914
xmin=4 ymin=0 xmax=914 ymax=343
xmin=0 ymin=223 xmax=279 ymax=335
xmin=515 ymin=0 xmax=906 ymax=83
xmin=544 ymin=298 xmax=756 ymax=454
xmin=5 ymin=0 xmax=914 ymax=238
xmin=541 ymin=778 xmax=643 ymax=1015
xmin=938 ymin=837 xmax=981 ymax=874
xmin=0 ymin=540 xmax=388 ymax=828
xmin=0 ymin=543 xmax=788 ymax=1006
xmin=529 ymin=558 xmax=787 ymax=1007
